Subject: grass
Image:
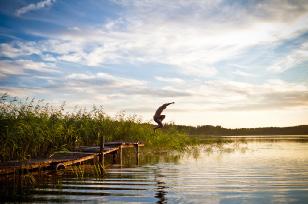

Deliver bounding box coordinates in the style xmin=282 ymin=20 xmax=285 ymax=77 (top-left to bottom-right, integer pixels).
xmin=71 ymin=165 xmax=85 ymax=179
xmin=0 ymin=94 xmax=197 ymax=162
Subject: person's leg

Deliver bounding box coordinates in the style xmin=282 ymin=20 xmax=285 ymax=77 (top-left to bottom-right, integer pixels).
xmin=154 ymin=118 xmax=163 ymax=131
xmin=159 ymin=115 xmax=165 ymax=121
xmin=157 ymin=119 xmax=163 ymax=128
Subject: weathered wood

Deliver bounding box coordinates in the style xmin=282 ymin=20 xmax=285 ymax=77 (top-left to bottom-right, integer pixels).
xmin=102 ymin=147 xmax=119 ymax=155
xmin=0 ymin=159 xmax=53 ymax=175
xmin=119 ymin=145 xmax=123 ymax=166
xmin=99 ymin=132 xmax=104 ymax=166
xmin=54 ymin=154 xmax=97 ymax=167
xmin=49 ymin=152 xmax=94 ymax=160
xmin=0 ymin=142 xmax=144 ymax=175
xmin=112 ymin=152 xmax=117 ymax=164
xmin=135 ymin=143 xmax=140 ymax=165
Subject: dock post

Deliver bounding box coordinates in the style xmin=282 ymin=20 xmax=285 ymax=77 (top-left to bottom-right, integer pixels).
xmin=119 ymin=145 xmax=123 ymax=166
xmin=112 ymin=152 xmax=116 ymax=164
xmin=135 ymin=143 xmax=140 ymax=165
xmin=99 ymin=132 xmax=105 ymax=168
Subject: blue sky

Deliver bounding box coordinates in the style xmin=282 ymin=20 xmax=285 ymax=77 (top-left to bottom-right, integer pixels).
xmin=0 ymin=0 xmax=308 ymax=128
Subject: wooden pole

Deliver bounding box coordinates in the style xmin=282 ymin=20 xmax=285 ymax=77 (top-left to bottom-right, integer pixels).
xmin=119 ymin=145 xmax=123 ymax=166
xmin=102 ymin=134 xmax=105 ymax=167
xmin=135 ymin=143 xmax=140 ymax=165
xmin=112 ymin=152 xmax=116 ymax=164
xmin=99 ymin=132 xmax=105 ymax=168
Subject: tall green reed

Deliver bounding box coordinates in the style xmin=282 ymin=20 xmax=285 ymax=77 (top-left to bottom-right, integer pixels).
xmin=0 ymin=94 xmax=195 ymax=162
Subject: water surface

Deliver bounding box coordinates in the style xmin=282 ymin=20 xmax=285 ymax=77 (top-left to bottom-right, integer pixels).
xmin=2 ymin=138 xmax=308 ymax=203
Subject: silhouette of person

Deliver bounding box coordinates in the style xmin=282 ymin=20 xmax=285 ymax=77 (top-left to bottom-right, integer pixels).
xmin=153 ymin=102 xmax=175 ymax=131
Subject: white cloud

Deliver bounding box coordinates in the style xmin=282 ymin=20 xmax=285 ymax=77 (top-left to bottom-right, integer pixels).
xmin=268 ymin=42 xmax=308 ymax=73
xmin=59 ymin=53 xmax=83 ymax=63
xmin=0 ymin=42 xmax=41 ymax=57
xmin=0 ymin=60 xmax=24 ymax=78
xmin=192 ymin=79 xmax=308 ymax=111
xmin=232 ymin=69 xmax=256 ymax=77
xmin=20 ymin=60 xmax=58 ymax=73
xmin=86 ymin=50 xmax=104 ymax=66
xmin=64 ymin=72 xmax=192 ymax=98
xmin=66 ymin=72 xmax=146 ymax=88
xmin=68 ymin=26 xmax=81 ymax=31
xmin=134 ymin=78 xmax=308 ymax=113
xmin=41 ymin=53 xmax=57 ymax=62
xmin=16 ymin=0 xmax=56 ymax=16
xmin=155 ymin=76 xmax=185 ymax=84
xmin=0 ymin=59 xmax=59 ymax=79
xmin=0 ymin=43 xmax=22 ymax=58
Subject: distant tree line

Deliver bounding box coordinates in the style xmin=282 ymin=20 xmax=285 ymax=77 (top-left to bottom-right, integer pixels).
xmin=167 ymin=125 xmax=308 ymax=136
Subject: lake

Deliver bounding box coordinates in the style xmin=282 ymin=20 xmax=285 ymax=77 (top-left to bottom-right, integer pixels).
xmin=1 ymin=137 xmax=308 ymax=203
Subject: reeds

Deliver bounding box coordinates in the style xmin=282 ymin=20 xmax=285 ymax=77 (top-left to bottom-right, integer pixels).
xmin=71 ymin=166 xmax=85 ymax=179
xmin=0 ymin=94 xmax=195 ymax=162
xmin=92 ymin=163 xmax=105 ymax=177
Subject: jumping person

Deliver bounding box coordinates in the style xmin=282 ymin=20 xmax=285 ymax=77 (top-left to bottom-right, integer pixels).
xmin=153 ymin=102 xmax=175 ymax=131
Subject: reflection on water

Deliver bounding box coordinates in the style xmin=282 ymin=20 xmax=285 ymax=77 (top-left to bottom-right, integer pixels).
xmin=154 ymin=169 xmax=168 ymax=204
xmin=1 ymin=137 xmax=308 ymax=203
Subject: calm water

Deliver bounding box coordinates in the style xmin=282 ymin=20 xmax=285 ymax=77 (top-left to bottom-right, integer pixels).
xmin=2 ymin=138 xmax=308 ymax=203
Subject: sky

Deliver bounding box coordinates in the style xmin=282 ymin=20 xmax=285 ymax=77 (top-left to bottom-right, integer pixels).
xmin=0 ymin=0 xmax=308 ymax=128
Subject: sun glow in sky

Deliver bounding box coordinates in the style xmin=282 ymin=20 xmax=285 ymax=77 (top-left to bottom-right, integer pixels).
xmin=0 ymin=0 xmax=308 ymax=128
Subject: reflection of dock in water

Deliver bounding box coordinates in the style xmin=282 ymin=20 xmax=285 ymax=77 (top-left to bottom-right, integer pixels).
xmin=0 ymin=142 xmax=144 ymax=175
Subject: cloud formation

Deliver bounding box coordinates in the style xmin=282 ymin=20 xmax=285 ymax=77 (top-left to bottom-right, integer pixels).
xmin=1 ymin=0 xmax=308 ymax=127
xmin=3 ymin=0 xmax=308 ymax=78
xmin=0 ymin=59 xmax=58 ymax=79
xmin=15 ymin=0 xmax=56 ymax=16
xmin=268 ymin=42 xmax=308 ymax=73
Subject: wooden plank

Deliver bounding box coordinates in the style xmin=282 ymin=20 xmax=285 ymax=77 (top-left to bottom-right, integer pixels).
xmin=0 ymin=160 xmax=53 ymax=175
xmin=103 ymin=147 xmax=119 ymax=155
xmin=58 ymin=154 xmax=97 ymax=167
xmin=77 ymin=143 xmax=143 ymax=152
xmin=104 ymin=142 xmax=144 ymax=147
xmin=121 ymin=144 xmax=144 ymax=148
xmin=104 ymin=142 xmax=125 ymax=146
xmin=77 ymin=146 xmax=119 ymax=154
xmin=77 ymin=146 xmax=101 ymax=153
xmin=49 ymin=152 xmax=94 ymax=160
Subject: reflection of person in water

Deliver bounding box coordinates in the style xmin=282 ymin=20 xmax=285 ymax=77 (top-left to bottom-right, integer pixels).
xmin=153 ymin=102 xmax=175 ymax=131
xmin=155 ymin=179 xmax=167 ymax=204
xmin=154 ymin=170 xmax=168 ymax=204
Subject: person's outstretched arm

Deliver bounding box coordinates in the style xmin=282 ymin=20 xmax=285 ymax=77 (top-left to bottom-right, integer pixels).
xmin=164 ymin=102 xmax=175 ymax=107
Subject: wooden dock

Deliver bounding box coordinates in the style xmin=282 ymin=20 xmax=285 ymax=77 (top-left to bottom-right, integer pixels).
xmin=0 ymin=142 xmax=144 ymax=175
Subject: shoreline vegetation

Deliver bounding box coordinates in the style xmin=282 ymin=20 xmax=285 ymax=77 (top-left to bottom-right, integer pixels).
xmin=173 ymin=124 xmax=308 ymax=136
xmin=0 ymin=94 xmax=307 ymax=162
xmin=0 ymin=94 xmax=195 ymax=162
